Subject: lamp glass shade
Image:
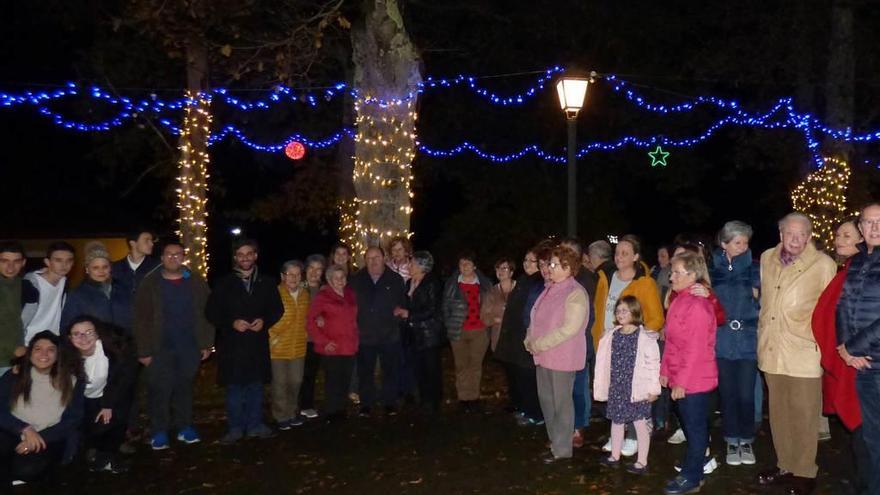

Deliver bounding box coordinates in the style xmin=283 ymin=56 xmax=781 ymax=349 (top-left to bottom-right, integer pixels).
xmin=556 ymin=78 xmax=589 ymax=113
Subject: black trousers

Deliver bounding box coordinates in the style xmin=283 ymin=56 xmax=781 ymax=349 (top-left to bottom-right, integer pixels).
xmin=298 ymin=343 xmax=322 ymax=411
xmin=0 ymin=431 xmax=64 ymax=493
xmin=322 ymin=355 xmax=355 ymax=415
xmin=511 ymin=363 xmax=542 ymax=420
xmin=84 ymin=397 xmax=129 ymax=456
xmin=414 ymin=347 xmax=443 ymax=411
xmin=147 ymin=348 xmax=200 ymax=432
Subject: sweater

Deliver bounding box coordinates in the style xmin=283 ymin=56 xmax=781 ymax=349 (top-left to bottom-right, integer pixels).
xmin=0 ymin=370 xmax=84 ymax=447
xmin=442 ymin=269 xmax=493 ymax=342
xmin=526 ymin=277 xmax=589 ymax=372
xmin=268 ymin=285 xmax=310 ymax=360
xmin=494 ymin=272 xmax=542 ymax=369
xmin=660 ymin=289 xmax=718 ymax=394
xmin=133 ymin=271 xmax=214 ymax=358
xmin=593 ymin=326 xmax=661 ymax=402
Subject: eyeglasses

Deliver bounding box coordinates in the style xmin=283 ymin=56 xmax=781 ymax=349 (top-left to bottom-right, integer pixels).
xmin=70 ymin=330 xmax=96 ymax=340
xmin=670 ymin=269 xmax=691 ymax=277
xmin=497 ymin=266 xmax=512 ymax=271
xmin=548 ymin=261 xmax=564 ymax=270
xmin=523 ymin=258 xmax=538 ymax=263
xmin=860 ymin=219 xmax=880 ymax=229
xmin=164 ymin=252 xmax=184 ymax=259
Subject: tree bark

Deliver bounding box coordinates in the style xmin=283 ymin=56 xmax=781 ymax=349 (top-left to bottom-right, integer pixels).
xmin=178 ymin=35 xmax=212 ymax=276
xmin=348 ymin=0 xmax=422 ymax=261
xmin=824 ymin=0 xmax=854 ymax=160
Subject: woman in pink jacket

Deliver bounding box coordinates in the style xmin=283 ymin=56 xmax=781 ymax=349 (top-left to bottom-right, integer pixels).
xmin=660 ymin=252 xmax=718 ymax=495
xmin=524 ymin=246 xmax=589 ymax=464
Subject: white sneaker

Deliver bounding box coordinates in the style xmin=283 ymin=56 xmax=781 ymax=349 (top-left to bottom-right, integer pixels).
xmin=673 ymin=456 xmax=718 ymax=475
xmin=621 ymin=438 xmax=638 ymax=457
xmin=602 ymin=438 xmax=612 ymax=452
xmin=667 ymin=428 xmax=687 ymax=444
xmin=301 ymin=409 xmax=319 ymax=419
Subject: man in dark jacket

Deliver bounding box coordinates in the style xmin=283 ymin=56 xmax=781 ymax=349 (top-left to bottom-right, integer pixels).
xmin=837 ymin=203 xmax=880 ymax=494
xmin=206 ymin=239 xmax=283 ymax=444
xmin=133 ymin=241 xmax=214 ymax=450
xmin=111 ymin=230 xmax=160 ymax=295
xmin=349 ymin=246 xmax=406 ymax=416
xmin=0 ymin=241 xmax=37 ymax=374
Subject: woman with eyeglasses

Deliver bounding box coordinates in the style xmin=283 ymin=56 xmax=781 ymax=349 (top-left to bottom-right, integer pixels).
xmin=65 ymin=316 xmax=137 ymax=473
xmin=660 ymin=252 xmax=718 ymax=494
xmin=494 ymin=247 xmax=546 ymax=425
xmin=481 ymin=258 xmax=517 ymax=352
xmin=524 ymin=246 xmax=590 ymax=464
xmin=0 ymin=331 xmax=83 ymax=489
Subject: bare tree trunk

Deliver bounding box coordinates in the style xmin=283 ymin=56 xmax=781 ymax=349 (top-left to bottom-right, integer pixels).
xmin=177 ymin=36 xmax=212 ymax=276
xmin=347 ymin=0 xmax=421 ymax=262
xmin=825 ymin=0 xmax=854 ymax=160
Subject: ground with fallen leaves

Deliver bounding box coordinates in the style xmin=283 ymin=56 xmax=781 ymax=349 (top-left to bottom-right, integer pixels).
xmin=44 ymin=351 xmax=860 ymax=494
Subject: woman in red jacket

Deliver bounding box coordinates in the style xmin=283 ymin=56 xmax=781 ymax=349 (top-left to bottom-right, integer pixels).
xmin=307 ymin=264 xmax=358 ymax=421
xmin=812 ymin=217 xmax=866 ymax=491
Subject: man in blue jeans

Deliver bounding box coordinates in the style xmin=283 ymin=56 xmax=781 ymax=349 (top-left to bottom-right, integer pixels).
xmin=836 ymin=203 xmax=880 ymax=495
xmin=207 ymin=239 xmax=283 ymax=444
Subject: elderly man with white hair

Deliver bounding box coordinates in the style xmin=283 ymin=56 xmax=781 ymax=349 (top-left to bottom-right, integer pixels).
xmin=756 ymin=212 xmax=836 ymax=495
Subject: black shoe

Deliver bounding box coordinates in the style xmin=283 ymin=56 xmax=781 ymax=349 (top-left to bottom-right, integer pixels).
xmin=384 ymin=405 xmax=398 ymax=417
xmin=757 ymin=468 xmax=794 ymax=486
xmin=358 ymin=406 xmax=372 ymax=418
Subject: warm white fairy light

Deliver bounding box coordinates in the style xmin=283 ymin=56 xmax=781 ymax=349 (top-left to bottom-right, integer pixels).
xmin=175 ymin=91 xmax=212 ymax=277
xmin=342 ymin=97 xmax=417 ymax=260
xmin=791 ymin=156 xmax=852 ymax=251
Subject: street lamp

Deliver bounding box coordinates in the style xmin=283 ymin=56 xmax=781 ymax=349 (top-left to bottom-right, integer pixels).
xmin=556 ymin=76 xmax=590 ymax=237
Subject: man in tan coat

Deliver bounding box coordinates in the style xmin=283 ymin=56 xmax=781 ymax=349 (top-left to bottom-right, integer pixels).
xmin=756 ymin=213 xmax=836 ymax=495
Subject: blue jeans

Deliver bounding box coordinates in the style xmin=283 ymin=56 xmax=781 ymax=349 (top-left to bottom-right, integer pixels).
xmin=357 ymin=341 xmax=401 ymax=408
xmin=226 ymin=382 xmax=265 ymax=433
xmin=573 ymin=365 xmax=591 ymax=429
xmin=856 ymin=372 xmax=880 ymax=494
xmin=677 ymin=391 xmax=711 ymax=483
xmin=755 ymin=371 xmax=764 ymax=424
xmin=717 ymin=358 xmax=757 ymax=444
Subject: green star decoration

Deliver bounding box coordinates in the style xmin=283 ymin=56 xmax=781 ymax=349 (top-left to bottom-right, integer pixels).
xmin=648 ymin=145 xmax=670 ymax=167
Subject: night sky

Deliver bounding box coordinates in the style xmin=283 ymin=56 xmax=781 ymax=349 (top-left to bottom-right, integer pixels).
xmin=3 ymin=1 xmax=880 ymax=276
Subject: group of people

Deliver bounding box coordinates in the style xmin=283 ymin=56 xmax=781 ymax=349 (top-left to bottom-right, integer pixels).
xmin=0 ymin=204 xmax=879 ymax=494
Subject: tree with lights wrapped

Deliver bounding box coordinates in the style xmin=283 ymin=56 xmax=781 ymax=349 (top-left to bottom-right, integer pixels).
xmin=791 ymin=156 xmax=852 ymax=251
xmin=346 ymin=0 xmax=421 ymax=262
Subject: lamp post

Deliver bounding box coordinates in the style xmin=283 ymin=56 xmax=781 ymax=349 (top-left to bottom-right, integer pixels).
xmin=556 ymin=77 xmax=589 ymax=237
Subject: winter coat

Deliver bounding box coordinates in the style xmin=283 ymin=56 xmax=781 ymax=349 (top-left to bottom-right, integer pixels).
xmin=592 ymin=265 xmax=665 ymax=349
xmin=480 ymin=282 xmax=514 ymax=351
xmin=813 ymin=264 xmax=861 ymax=430
xmin=133 ymin=271 xmax=214 ymax=358
xmin=349 ymin=268 xmax=406 ymax=346
xmin=710 ymin=248 xmax=761 ymax=360
xmin=268 ymin=286 xmax=309 ymax=360
xmin=442 ymin=269 xmax=493 ymax=342
xmin=111 ymin=256 xmax=161 ymax=295
xmin=525 ymin=277 xmax=589 ymax=372
xmin=593 ymin=326 xmax=661 ymax=402
xmin=661 ymin=289 xmax=718 ymax=394
xmin=306 ymin=285 xmax=358 ymax=356
xmin=61 ymin=279 xmax=132 ymax=335
xmin=206 ymin=269 xmax=284 ymax=386
xmin=494 ymin=272 xmax=542 ymax=368
xmin=837 ymin=243 xmax=880 ymax=371
xmin=758 ymin=242 xmax=836 ymax=378
xmin=403 ymin=275 xmax=446 ymax=351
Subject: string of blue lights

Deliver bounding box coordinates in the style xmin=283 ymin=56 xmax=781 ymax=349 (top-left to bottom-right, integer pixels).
xmin=2 ymin=66 xmax=878 ymax=167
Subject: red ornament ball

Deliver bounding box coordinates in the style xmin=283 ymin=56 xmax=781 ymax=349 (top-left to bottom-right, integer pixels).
xmin=284 ymin=141 xmax=306 ymax=160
